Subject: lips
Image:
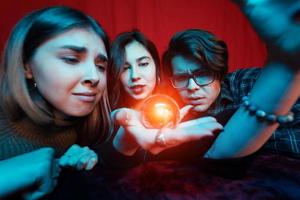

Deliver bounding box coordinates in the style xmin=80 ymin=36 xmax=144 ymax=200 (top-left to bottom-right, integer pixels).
xmin=130 ymin=85 xmax=145 ymax=95
xmin=73 ymin=92 xmax=97 ymax=102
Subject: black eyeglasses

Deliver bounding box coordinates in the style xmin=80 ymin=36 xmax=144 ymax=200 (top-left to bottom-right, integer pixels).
xmin=170 ymin=71 xmax=215 ymax=89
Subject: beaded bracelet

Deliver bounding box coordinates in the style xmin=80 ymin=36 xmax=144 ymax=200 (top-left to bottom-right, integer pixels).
xmin=242 ymin=95 xmax=294 ymax=124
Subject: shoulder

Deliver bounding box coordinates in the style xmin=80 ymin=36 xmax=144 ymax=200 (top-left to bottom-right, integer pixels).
xmin=221 ymin=67 xmax=262 ymax=101
xmin=225 ymin=67 xmax=261 ymax=84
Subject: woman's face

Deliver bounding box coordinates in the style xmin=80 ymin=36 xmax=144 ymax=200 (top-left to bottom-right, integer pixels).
xmin=25 ymin=28 xmax=108 ymax=117
xmin=120 ymin=41 xmax=157 ymax=101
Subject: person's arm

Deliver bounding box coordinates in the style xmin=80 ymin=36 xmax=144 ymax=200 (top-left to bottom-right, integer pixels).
xmin=205 ymin=62 xmax=300 ymax=158
xmin=113 ymin=126 xmax=140 ymax=156
xmin=204 ymin=0 xmax=300 ymax=158
xmin=0 ymin=148 xmax=59 ymax=200
xmin=97 ymin=125 xmax=146 ymax=168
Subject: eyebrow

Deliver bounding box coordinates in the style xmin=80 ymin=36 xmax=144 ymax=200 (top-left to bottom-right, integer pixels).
xmin=59 ymin=45 xmax=108 ymax=62
xmin=137 ymin=56 xmax=151 ymax=62
xmin=174 ymin=69 xmax=207 ymax=76
xmin=124 ymin=56 xmax=151 ymax=65
xmin=97 ymin=54 xmax=108 ymax=63
xmin=59 ymin=45 xmax=87 ymax=53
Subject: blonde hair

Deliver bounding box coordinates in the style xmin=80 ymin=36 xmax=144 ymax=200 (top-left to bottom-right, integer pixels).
xmin=0 ymin=6 xmax=111 ymax=145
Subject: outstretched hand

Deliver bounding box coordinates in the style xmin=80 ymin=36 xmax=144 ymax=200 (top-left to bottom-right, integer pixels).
xmin=233 ymin=0 xmax=300 ymax=67
xmin=111 ymin=106 xmax=223 ymax=155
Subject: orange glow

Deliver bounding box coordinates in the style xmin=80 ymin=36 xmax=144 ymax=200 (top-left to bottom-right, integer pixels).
xmin=141 ymin=94 xmax=180 ymax=128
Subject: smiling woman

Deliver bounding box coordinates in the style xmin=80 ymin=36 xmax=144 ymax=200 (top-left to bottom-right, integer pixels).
xmin=0 ymin=6 xmax=111 ymax=199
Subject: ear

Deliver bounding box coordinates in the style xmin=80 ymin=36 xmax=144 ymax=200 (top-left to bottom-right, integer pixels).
xmin=24 ymin=63 xmax=33 ymax=79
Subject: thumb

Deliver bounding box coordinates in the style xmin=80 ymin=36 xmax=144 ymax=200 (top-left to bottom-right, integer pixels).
xmin=112 ymin=108 xmax=135 ymax=126
xmin=179 ymin=105 xmax=193 ymax=122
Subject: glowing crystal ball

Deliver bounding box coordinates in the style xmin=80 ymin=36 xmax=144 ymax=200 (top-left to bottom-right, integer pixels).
xmin=141 ymin=94 xmax=180 ymax=129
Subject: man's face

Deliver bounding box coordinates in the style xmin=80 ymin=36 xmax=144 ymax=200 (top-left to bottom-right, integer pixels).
xmin=171 ymin=55 xmax=221 ymax=113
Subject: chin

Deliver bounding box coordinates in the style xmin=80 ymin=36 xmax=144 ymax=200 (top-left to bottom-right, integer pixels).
xmin=132 ymin=93 xmax=150 ymax=100
xmin=192 ymin=105 xmax=209 ymax=113
xmin=68 ymin=107 xmax=95 ymax=117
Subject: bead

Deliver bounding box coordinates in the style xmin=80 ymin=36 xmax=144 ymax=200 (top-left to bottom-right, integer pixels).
xmin=277 ymin=112 xmax=294 ymax=124
xmin=256 ymin=110 xmax=266 ymax=118
xmin=248 ymin=105 xmax=257 ymax=114
xmin=277 ymin=116 xmax=288 ymax=124
xmin=242 ymin=95 xmax=294 ymax=124
xmin=266 ymin=114 xmax=277 ymax=123
xmin=286 ymin=113 xmax=294 ymax=122
xmin=244 ymin=100 xmax=250 ymax=107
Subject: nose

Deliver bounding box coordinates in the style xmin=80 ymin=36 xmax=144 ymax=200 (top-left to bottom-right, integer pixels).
xmin=82 ymin=78 xmax=99 ymax=87
xmin=82 ymin=63 xmax=100 ymax=87
xmin=130 ymin=66 xmax=141 ymax=82
xmin=187 ymin=78 xmax=200 ymax=92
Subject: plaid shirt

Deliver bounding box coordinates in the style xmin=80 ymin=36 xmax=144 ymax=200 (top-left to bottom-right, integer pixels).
xmin=208 ymin=68 xmax=300 ymax=157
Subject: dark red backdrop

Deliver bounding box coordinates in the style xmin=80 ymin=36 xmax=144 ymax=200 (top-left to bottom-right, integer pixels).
xmin=0 ymin=0 xmax=267 ymax=71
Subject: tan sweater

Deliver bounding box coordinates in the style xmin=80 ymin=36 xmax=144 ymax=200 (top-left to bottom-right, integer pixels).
xmin=0 ymin=108 xmax=77 ymax=160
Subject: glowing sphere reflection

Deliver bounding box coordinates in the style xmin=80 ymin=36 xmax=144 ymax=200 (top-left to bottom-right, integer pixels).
xmin=141 ymin=94 xmax=180 ymax=128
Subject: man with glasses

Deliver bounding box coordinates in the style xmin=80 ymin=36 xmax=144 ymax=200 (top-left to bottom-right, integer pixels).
xmin=163 ymin=28 xmax=299 ymax=157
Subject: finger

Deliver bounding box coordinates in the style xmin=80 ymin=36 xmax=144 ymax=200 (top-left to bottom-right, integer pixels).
xmin=179 ymin=105 xmax=193 ymax=121
xmin=59 ymin=144 xmax=82 ymax=167
xmin=115 ymin=109 xmax=132 ymax=126
xmin=66 ymin=144 xmax=81 ymax=153
xmin=76 ymin=152 xmax=91 ymax=170
xmin=115 ymin=109 xmax=142 ymax=127
xmin=75 ymin=147 xmax=96 ymax=170
xmin=188 ymin=121 xmax=224 ymax=138
xmin=110 ymin=108 xmax=122 ymax=122
xmin=200 ymin=121 xmax=224 ymax=132
xmin=85 ymin=154 xmax=98 ymax=170
xmin=180 ymin=116 xmax=217 ymax=127
xmin=67 ymin=146 xmax=89 ymax=167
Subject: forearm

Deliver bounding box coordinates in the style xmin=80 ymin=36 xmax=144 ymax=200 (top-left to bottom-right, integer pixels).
xmin=113 ymin=126 xmax=140 ymax=156
xmin=0 ymin=157 xmax=36 ymax=197
xmin=206 ymin=62 xmax=300 ymax=159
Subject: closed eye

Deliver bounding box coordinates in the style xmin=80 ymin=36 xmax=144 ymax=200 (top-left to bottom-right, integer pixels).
xmin=123 ymin=63 xmax=131 ymax=71
xmin=95 ymin=60 xmax=107 ymax=72
xmin=96 ymin=64 xmax=106 ymax=72
xmin=138 ymin=62 xmax=149 ymax=67
xmin=61 ymin=57 xmax=80 ymax=64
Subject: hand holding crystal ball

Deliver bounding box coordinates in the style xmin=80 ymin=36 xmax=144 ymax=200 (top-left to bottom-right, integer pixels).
xmin=141 ymin=94 xmax=180 ymax=129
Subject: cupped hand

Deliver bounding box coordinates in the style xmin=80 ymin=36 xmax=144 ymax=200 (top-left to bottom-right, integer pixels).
xmin=59 ymin=144 xmax=98 ymax=171
xmin=148 ymin=116 xmax=223 ymax=155
xmin=111 ymin=107 xmax=223 ymax=155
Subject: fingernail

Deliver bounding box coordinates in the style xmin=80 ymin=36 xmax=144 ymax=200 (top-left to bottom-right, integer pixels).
xmin=86 ymin=158 xmax=97 ymax=170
